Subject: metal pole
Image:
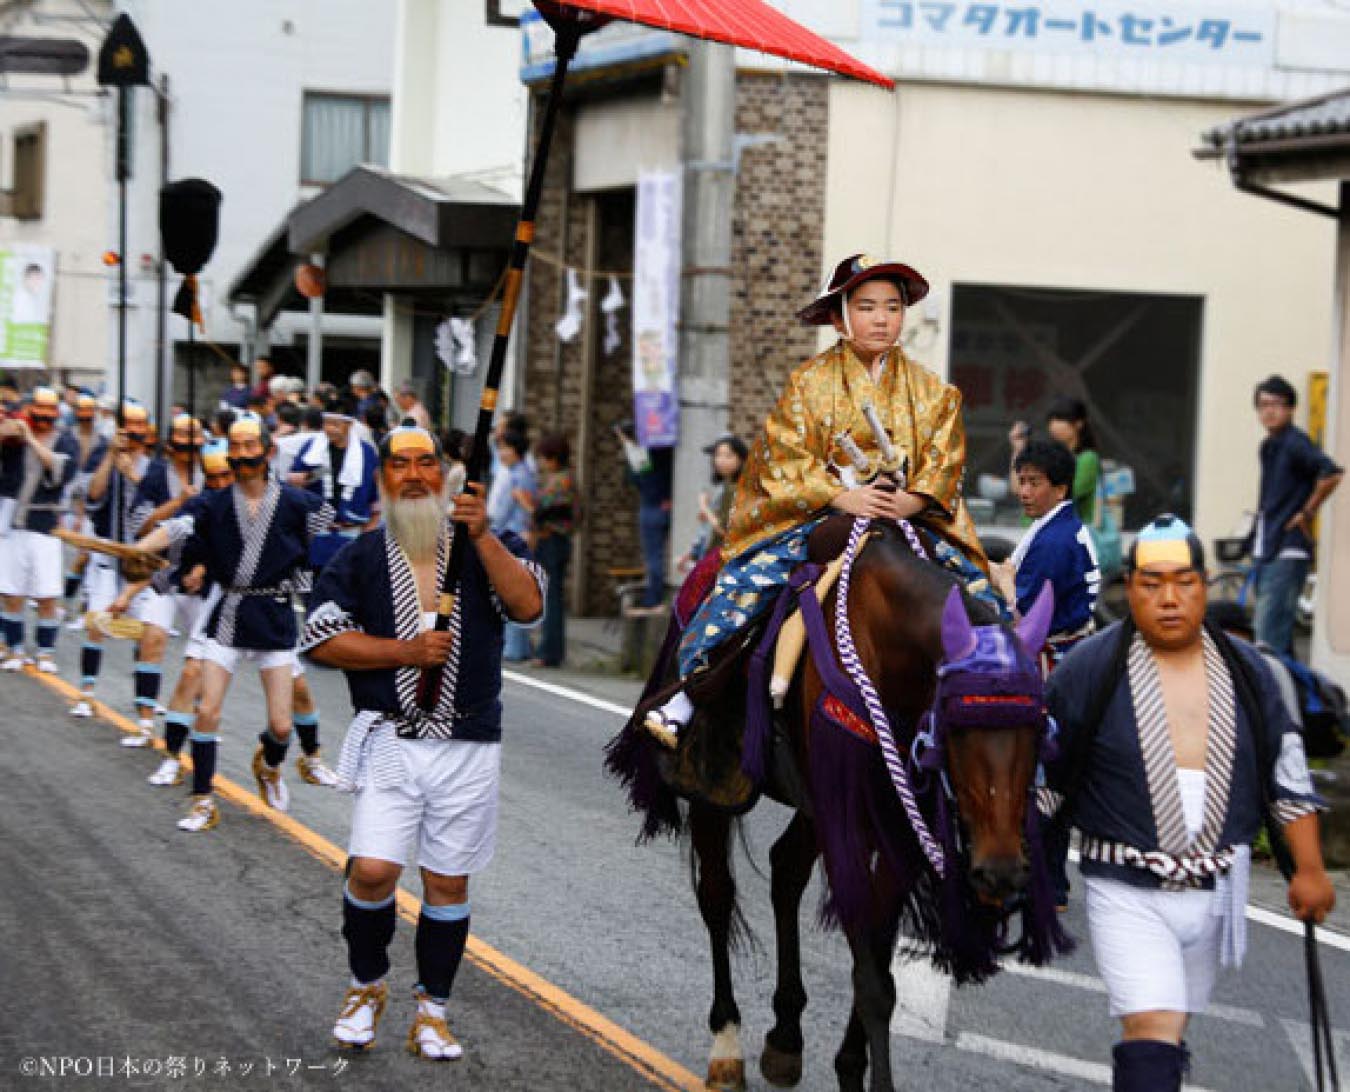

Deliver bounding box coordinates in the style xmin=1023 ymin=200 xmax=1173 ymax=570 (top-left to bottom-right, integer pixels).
xmin=115 ymin=84 xmax=130 ymax=543
xmin=668 ymin=39 xmax=736 ymax=586
xmin=417 ymin=17 xmax=582 ymax=711
xmin=307 ymin=255 xmax=324 ymax=391
xmin=154 ymin=74 xmax=170 ymax=425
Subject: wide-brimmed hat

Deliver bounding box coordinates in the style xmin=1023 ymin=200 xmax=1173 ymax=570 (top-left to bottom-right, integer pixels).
xmin=797 ymin=253 xmax=929 ymax=326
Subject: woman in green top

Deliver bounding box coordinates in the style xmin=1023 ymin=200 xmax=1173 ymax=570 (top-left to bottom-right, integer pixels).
xmin=1045 ymin=396 xmax=1099 ymax=525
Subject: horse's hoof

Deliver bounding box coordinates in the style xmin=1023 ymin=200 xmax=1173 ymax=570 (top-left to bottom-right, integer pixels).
xmin=760 ymin=1042 xmax=804 ymax=1087
xmin=705 ymin=1057 xmax=746 ymax=1091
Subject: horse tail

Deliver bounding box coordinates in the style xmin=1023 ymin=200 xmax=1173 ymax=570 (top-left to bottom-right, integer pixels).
xmin=687 ymin=809 xmax=758 ymax=955
xmin=603 ymin=718 xmax=685 ymax=843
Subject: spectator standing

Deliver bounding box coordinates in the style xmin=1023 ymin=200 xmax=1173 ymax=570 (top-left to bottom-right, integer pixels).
xmin=487 ymin=429 xmax=537 ymax=662
xmin=250 ymin=356 xmax=276 ymax=404
xmin=1250 ymin=374 xmax=1343 ymax=655
xmin=525 ymin=433 xmax=577 ymax=668
xmin=615 ymin=423 xmax=672 ymax=609
xmin=677 ymin=434 xmax=746 ymax=570
xmin=221 ymin=362 xmax=252 ymax=411
xmin=395 ymin=380 xmax=433 ymax=431
xmin=441 ymin=428 xmax=470 ymax=498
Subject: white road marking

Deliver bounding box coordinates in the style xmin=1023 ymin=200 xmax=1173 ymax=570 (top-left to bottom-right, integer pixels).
xmin=999 ymin=962 xmax=1265 ymax=1027
xmin=1281 ymin=1018 xmax=1350 ymax=1087
xmin=890 ymin=950 xmax=952 ymax=1042
xmin=956 ymin=1033 xmax=1220 ymax=1091
xmin=503 ymin=669 xmax=633 ymax=719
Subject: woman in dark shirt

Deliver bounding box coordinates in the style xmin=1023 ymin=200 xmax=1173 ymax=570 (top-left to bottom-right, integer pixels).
xmin=526 ymin=432 xmax=578 ymax=667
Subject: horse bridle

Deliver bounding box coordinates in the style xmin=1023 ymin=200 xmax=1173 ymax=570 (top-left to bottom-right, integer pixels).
xmin=910 ymin=637 xmax=1060 ymax=796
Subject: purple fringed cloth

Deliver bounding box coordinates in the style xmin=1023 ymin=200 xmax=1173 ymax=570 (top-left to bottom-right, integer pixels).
xmin=743 ymin=562 xmax=824 ymax=786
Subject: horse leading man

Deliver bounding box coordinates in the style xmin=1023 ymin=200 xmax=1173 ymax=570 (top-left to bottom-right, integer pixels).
xmin=301 ymin=424 xmax=543 ymax=1060
xmin=1041 ymin=515 xmax=1334 ymax=1091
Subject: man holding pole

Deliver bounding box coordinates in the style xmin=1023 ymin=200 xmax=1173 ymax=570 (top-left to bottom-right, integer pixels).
xmin=301 ymin=424 xmax=542 ymax=1057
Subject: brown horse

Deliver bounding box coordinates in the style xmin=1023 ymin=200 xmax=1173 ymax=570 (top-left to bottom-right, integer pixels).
xmin=607 ymin=520 xmax=1068 ymax=1092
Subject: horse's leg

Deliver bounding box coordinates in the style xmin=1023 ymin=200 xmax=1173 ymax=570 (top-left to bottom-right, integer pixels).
xmin=839 ymin=868 xmax=905 ymax=1092
xmin=689 ymin=801 xmax=745 ymax=1092
xmin=834 ymin=1004 xmax=869 ymax=1092
xmin=761 ymin=811 xmax=817 ymax=1088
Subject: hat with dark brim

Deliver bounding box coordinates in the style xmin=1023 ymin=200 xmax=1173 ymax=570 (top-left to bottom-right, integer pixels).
xmin=797 ymin=253 xmax=929 ymax=326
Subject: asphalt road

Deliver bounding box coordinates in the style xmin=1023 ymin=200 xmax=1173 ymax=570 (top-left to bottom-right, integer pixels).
xmin=3 ymin=626 xmax=1349 ymax=1091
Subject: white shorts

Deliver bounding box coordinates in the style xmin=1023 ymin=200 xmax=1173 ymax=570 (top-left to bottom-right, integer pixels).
xmin=84 ymin=558 xmax=176 ymax=631
xmin=200 ymin=638 xmax=296 ymax=675
xmin=1086 ymin=876 xmax=1223 ymax=1017
xmin=349 ymin=738 xmax=501 ymax=877
xmin=0 ymin=529 xmax=64 ymax=599
xmin=183 ymin=586 xmax=222 ymax=660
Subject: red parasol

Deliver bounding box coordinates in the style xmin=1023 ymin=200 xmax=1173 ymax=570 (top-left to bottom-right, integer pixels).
xmin=418 ymin=0 xmax=890 ymax=709
xmin=546 ymin=0 xmax=893 ymax=88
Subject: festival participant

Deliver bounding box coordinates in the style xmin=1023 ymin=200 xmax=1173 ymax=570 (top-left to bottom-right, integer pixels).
xmin=0 ymin=387 xmax=79 ymax=671
xmin=131 ymin=440 xmax=337 ymax=799
xmin=645 ymin=253 xmax=989 ymax=746
xmin=138 ymin=439 xmax=231 ymax=789
xmin=289 ymin=391 xmax=380 ymax=573
xmin=1042 ymin=515 xmax=1334 ymax=1090
xmin=61 ymin=393 xmax=107 ymax=613
xmin=102 ymin=414 xmax=207 ymax=747
xmin=301 ymin=424 xmax=543 ymax=1058
xmin=131 ymin=413 xmax=334 ymax=832
xmin=74 ymin=401 xmax=157 ymax=721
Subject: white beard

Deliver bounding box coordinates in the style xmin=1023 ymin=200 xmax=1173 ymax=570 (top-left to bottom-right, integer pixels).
xmin=385 ymin=491 xmax=447 ymax=564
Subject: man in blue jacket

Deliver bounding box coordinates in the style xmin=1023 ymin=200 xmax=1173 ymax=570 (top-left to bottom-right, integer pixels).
xmin=991 ymin=439 xmax=1100 ymax=663
xmin=1042 ymin=514 xmax=1334 ymax=1091
xmin=302 ymin=424 xmax=543 ymax=1061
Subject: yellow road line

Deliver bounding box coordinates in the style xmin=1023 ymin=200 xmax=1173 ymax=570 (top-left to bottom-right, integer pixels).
xmin=25 ymin=667 xmax=705 ymax=1092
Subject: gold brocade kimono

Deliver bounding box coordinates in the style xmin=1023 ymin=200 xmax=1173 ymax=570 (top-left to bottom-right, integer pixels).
xmin=724 ymin=340 xmax=987 ymax=570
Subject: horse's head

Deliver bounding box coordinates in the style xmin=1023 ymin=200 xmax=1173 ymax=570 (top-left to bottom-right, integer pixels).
xmin=934 ymin=583 xmax=1053 ymax=905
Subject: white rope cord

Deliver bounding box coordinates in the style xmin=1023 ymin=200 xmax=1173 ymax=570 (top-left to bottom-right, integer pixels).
xmin=833 ymin=516 xmax=946 ymax=876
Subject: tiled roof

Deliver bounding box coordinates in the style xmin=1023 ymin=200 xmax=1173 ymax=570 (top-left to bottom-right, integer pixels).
xmin=1203 ymin=86 xmax=1350 ymax=149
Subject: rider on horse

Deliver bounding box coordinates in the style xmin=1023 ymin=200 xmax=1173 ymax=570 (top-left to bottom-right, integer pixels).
xmin=645 ymin=253 xmax=995 ymax=747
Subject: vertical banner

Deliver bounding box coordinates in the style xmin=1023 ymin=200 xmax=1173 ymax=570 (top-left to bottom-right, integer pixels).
xmin=632 ymin=170 xmax=681 ymax=448
xmin=0 ymin=244 xmax=54 ymax=368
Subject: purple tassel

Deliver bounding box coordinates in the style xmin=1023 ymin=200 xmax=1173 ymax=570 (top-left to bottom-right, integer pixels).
xmin=742 ymin=585 xmax=801 ymax=785
xmin=1016 ymin=799 xmax=1076 ymax=965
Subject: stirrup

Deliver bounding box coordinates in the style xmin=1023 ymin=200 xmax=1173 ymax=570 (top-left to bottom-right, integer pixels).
xmin=643 ymin=708 xmax=684 ymax=750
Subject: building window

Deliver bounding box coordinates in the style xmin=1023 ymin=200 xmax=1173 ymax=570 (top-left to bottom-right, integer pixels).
xmin=300 ymin=93 xmax=390 ymax=185
xmin=2 ymin=122 xmax=46 ymax=220
xmin=949 ymin=283 xmax=1203 ymax=530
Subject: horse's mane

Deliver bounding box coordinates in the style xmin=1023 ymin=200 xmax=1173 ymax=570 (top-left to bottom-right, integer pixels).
xmin=860 ymin=520 xmax=1001 ymax=627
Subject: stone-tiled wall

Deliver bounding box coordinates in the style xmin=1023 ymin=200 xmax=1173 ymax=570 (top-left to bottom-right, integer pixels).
xmin=517 ymin=72 xmax=829 ymax=616
xmin=727 ymin=73 xmax=830 ymax=444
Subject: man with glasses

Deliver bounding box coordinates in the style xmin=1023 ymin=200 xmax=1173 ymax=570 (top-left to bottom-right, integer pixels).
xmin=0 ymin=386 xmax=79 ymax=671
xmin=1250 ymin=375 xmax=1342 ymax=656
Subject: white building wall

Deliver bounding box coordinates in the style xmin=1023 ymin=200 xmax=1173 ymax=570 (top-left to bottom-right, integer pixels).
xmin=0 ymin=0 xmax=114 ymax=387
xmin=391 ymin=0 xmax=527 ymax=197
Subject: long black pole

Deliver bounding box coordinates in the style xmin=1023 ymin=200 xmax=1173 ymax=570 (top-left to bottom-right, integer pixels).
xmin=417 ymin=18 xmax=582 ymax=711
xmin=114 ymin=84 xmax=130 ymax=544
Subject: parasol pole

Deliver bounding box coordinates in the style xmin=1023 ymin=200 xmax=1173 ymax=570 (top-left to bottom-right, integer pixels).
xmin=417 ymin=10 xmax=588 ymax=710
